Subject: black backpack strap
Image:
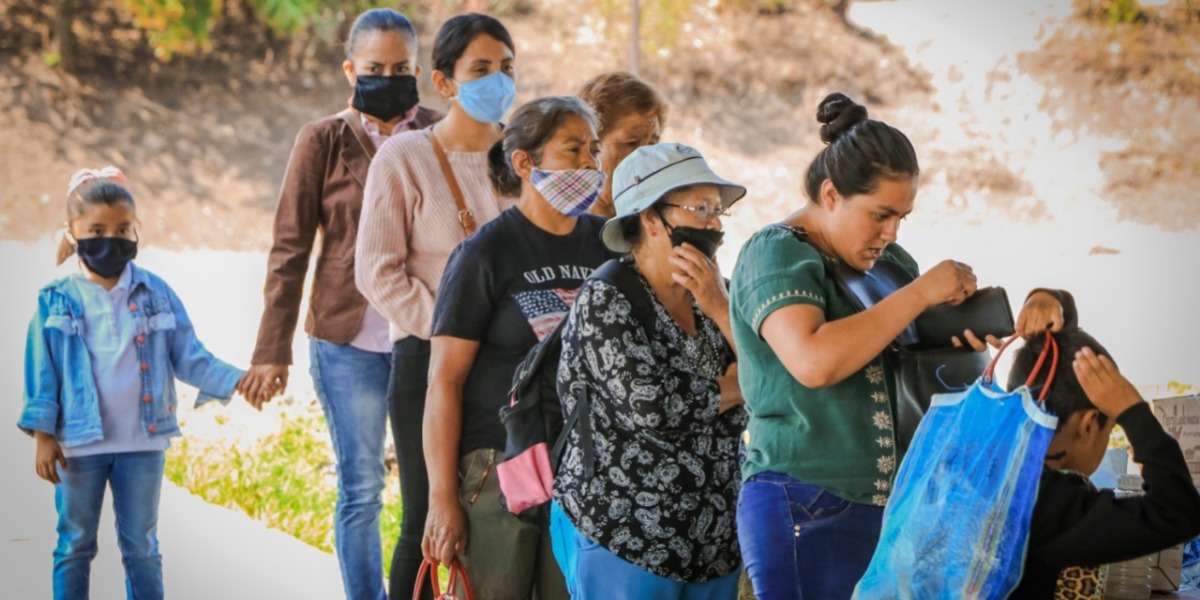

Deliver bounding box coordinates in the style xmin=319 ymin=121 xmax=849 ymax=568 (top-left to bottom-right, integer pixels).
xmin=591 ymin=258 xmax=656 ymax=330
xmin=554 ymin=259 xmax=653 ymax=479
xmin=552 ymin=384 xmax=593 ymax=478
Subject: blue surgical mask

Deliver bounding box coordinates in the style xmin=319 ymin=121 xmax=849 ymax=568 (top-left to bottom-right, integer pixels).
xmin=451 ymin=71 xmax=516 ymax=124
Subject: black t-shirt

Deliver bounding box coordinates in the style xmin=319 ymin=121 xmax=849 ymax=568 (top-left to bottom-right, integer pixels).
xmin=1011 ymin=402 xmax=1200 ymax=598
xmin=432 ymin=207 xmax=610 ymax=455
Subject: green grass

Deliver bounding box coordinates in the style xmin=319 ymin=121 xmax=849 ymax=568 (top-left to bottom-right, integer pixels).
xmin=164 ymin=412 xmax=404 ymax=573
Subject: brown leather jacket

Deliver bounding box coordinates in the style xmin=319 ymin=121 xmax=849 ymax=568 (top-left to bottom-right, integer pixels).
xmin=251 ymin=106 xmax=443 ymax=365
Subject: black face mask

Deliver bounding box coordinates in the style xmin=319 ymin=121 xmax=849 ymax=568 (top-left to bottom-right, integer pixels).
xmin=352 ymin=75 xmax=420 ymax=122
xmin=655 ymin=207 xmax=724 ymax=259
xmin=75 ymin=237 xmax=138 ymax=279
xmin=669 ymin=226 xmax=725 ymax=259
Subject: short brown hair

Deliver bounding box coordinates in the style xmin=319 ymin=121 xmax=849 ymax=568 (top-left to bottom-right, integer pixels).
xmin=577 ymin=72 xmax=668 ymax=138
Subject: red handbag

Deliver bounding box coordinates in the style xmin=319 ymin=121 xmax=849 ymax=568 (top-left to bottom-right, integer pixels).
xmin=414 ymin=557 xmax=476 ymax=600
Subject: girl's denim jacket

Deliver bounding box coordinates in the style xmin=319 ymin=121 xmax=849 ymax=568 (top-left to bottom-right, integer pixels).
xmin=18 ymin=263 xmax=244 ymax=447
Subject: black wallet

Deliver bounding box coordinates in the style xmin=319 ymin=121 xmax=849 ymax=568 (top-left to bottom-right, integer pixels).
xmin=913 ymin=286 xmax=1015 ymax=350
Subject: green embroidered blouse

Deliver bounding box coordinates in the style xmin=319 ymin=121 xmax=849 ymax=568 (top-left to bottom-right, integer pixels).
xmin=729 ymin=226 xmax=919 ymax=506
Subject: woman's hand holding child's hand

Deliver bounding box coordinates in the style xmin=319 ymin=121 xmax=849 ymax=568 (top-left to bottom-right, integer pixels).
xmin=236 ymin=365 xmax=289 ymax=411
xmin=1074 ymin=347 xmax=1141 ymax=420
xmin=34 ymin=431 xmax=67 ymax=484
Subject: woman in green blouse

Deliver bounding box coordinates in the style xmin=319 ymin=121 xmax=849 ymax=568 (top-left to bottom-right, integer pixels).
xmin=728 ymin=93 xmax=984 ymax=599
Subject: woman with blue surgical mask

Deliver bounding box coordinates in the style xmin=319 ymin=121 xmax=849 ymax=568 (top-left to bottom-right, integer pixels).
xmin=422 ymin=96 xmax=609 ymax=600
xmin=355 ymin=12 xmax=517 ymax=600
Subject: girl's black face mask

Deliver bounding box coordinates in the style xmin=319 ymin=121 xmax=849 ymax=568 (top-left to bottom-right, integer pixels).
xmin=352 ymin=75 xmax=420 ymax=122
xmin=75 ymin=237 xmax=138 ymax=278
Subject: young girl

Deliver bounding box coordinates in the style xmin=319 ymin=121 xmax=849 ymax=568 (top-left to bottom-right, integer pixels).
xmin=19 ymin=167 xmax=247 ymax=600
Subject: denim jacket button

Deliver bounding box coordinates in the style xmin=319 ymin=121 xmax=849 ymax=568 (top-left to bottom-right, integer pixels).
xmin=148 ymin=424 xmax=157 ymax=433
xmin=140 ymin=362 xmax=149 ymax=372
xmin=128 ymin=302 xmax=138 ymax=312
xmin=143 ymin=394 xmax=152 ymax=404
xmin=136 ymin=335 xmax=146 ymax=344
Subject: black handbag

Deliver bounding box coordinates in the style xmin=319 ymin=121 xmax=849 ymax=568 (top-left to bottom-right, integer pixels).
xmin=773 ymin=225 xmax=1015 ymax=454
xmin=831 ymin=257 xmax=1016 ymax=455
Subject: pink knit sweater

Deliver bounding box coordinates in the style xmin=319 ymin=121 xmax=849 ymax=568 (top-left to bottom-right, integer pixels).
xmin=355 ymin=130 xmax=512 ymax=342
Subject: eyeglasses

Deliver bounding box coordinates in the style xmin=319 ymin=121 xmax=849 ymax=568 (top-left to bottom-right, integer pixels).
xmin=660 ymin=202 xmax=730 ymax=222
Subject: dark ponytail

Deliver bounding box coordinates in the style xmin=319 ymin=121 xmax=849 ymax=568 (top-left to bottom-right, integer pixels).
xmin=804 ymin=92 xmax=919 ymax=203
xmin=488 ymin=140 xmax=521 ymax=198
xmin=488 ymin=96 xmax=598 ymax=198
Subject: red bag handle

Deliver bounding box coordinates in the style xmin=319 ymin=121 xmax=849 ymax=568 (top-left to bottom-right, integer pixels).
xmin=414 ymin=557 xmax=476 ymax=600
xmin=983 ymin=331 xmax=1059 ymax=404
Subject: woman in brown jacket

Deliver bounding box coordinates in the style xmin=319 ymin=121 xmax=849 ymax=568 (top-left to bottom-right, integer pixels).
xmin=242 ymin=9 xmax=440 ymax=600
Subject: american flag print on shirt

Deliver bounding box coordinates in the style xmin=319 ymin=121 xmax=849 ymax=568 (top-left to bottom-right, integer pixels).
xmin=514 ymin=288 xmax=580 ymax=342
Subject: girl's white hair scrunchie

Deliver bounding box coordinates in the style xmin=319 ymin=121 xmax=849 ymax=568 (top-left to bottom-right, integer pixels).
xmin=67 ymin=166 xmax=127 ymax=196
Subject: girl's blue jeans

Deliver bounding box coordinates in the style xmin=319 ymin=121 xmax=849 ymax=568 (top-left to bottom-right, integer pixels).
xmin=737 ymin=471 xmax=883 ymax=600
xmin=54 ymin=450 xmax=165 ymax=600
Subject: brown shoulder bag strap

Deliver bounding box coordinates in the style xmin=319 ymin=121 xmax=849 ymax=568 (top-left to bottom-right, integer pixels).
xmin=337 ymin=109 xmax=377 ymax=158
xmin=425 ymin=126 xmax=477 ymax=236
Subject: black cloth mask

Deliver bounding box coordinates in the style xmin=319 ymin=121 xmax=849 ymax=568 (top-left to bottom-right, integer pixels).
xmin=668 ymin=226 xmax=725 ymax=259
xmin=352 ymin=75 xmax=420 ymax=122
xmin=655 ymin=207 xmax=725 ymax=259
xmin=76 ymin=237 xmax=138 ymax=278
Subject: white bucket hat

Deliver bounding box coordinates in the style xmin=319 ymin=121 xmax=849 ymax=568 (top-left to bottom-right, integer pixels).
xmin=601 ymin=143 xmax=746 ymax=253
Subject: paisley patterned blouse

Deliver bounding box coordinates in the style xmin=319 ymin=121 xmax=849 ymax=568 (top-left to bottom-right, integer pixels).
xmin=553 ymin=258 xmax=747 ymax=582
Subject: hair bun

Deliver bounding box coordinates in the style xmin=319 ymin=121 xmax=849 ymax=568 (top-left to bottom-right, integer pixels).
xmin=817 ymin=93 xmax=868 ymax=144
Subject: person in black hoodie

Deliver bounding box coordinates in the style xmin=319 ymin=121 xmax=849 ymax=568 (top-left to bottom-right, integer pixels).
xmin=1007 ymin=290 xmax=1200 ymax=598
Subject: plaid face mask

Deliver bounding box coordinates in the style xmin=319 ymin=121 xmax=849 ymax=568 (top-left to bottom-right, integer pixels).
xmin=530 ymin=168 xmax=606 ymax=217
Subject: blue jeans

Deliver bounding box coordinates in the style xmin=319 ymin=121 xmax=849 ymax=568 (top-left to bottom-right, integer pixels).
xmin=737 ymin=472 xmax=883 ymax=600
xmin=550 ymin=502 xmax=740 ymax=600
xmin=310 ymin=339 xmax=392 ymax=600
xmin=53 ymin=451 xmax=165 ymax=600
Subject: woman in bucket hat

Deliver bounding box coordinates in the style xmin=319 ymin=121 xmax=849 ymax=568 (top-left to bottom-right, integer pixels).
xmin=550 ymin=142 xmax=749 ymax=599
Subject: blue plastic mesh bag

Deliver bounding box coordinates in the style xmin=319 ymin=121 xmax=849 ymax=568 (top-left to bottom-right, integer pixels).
xmin=855 ymin=337 xmax=1060 ymax=600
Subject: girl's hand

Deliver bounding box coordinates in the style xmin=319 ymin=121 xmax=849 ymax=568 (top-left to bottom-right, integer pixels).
xmin=1016 ymin=291 xmax=1065 ymax=339
xmin=422 ymin=495 xmax=469 ymax=566
xmin=34 ymin=431 xmax=67 ymax=484
xmin=670 ymin=243 xmax=728 ymax=321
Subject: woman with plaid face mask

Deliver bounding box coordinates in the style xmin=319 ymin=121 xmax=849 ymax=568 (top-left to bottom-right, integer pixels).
xmin=421 ymin=96 xmax=610 ymax=600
